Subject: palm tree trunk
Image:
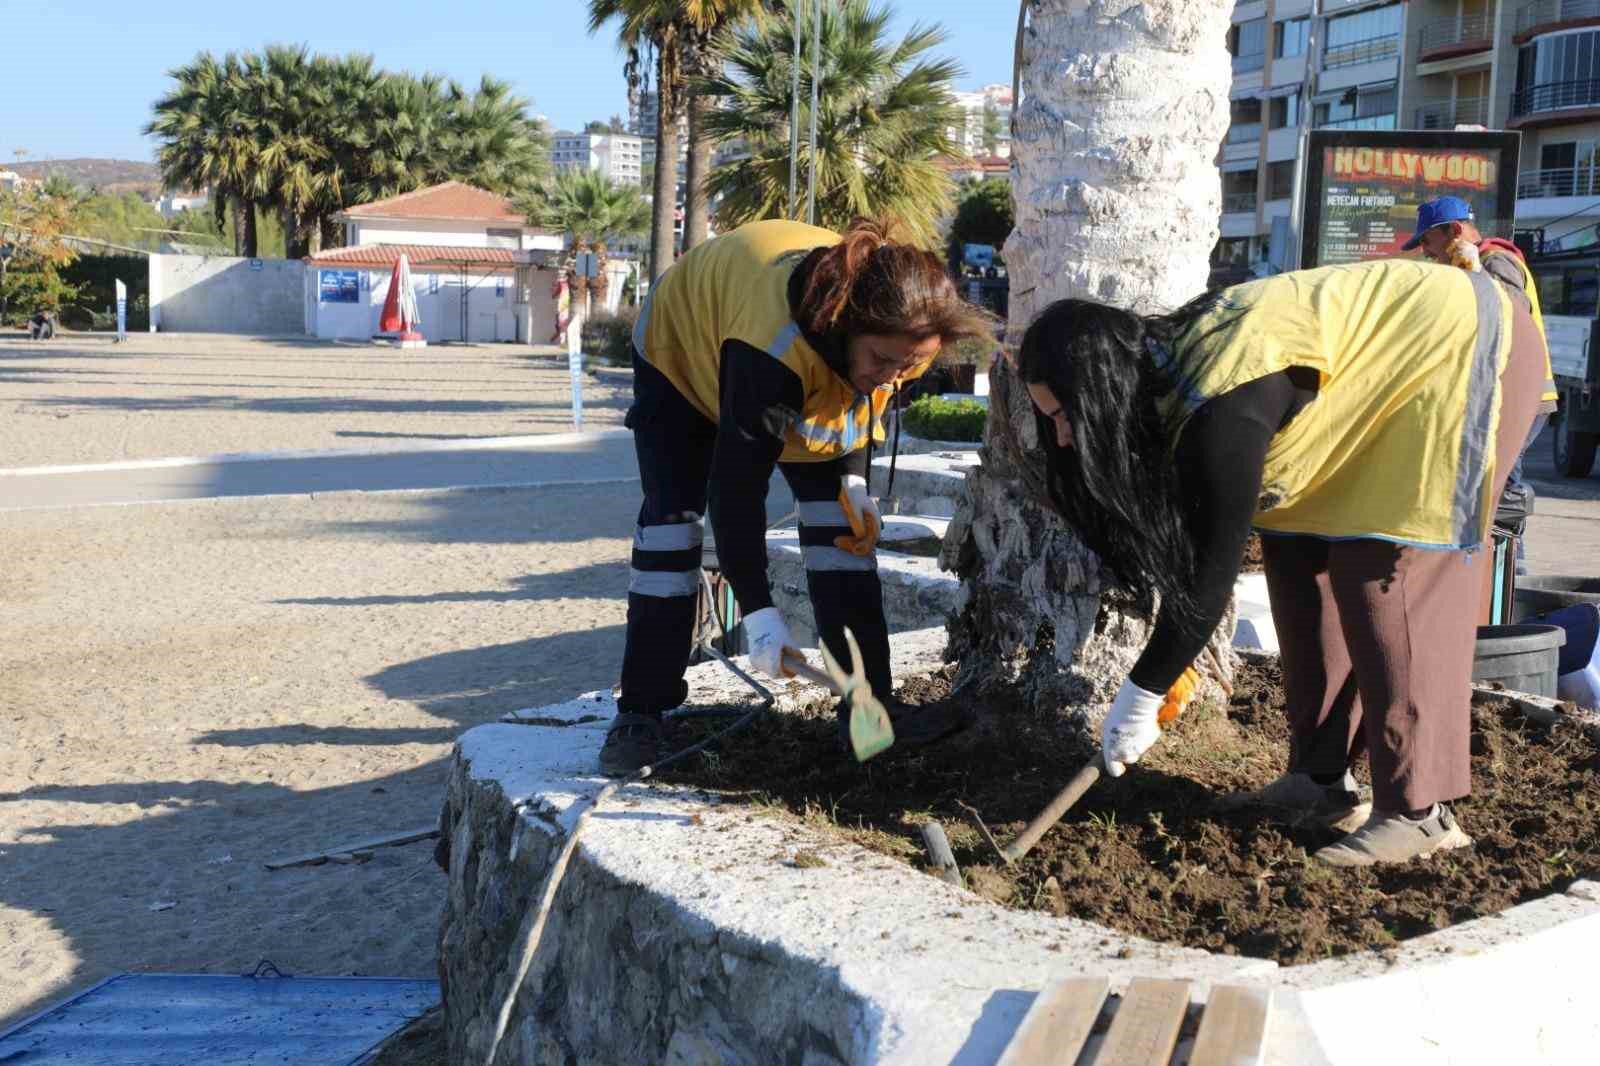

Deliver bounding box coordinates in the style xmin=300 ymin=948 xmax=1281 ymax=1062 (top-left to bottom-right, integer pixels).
xmin=648 ymin=38 xmax=684 ymax=282
xmin=230 ymin=194 xmax=248 ymax=257
xmin=243 ymin=202 xmax=260 ymax=259
xmin=942 ymin=0 xmax=1235 ymax=710
xmin=683 ymin=91 xmax=712 ymax=251
xmin=319 ymin=215 xmax=343 ymax=251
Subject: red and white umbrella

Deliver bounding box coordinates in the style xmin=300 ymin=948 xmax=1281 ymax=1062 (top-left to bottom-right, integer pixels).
xmin=378 ymin=253 xmax=422 ymax=338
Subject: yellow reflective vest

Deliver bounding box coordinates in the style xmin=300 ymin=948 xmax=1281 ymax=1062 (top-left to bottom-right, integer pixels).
xmin=634 ymin=219 xmax=923 ymax=463
xmin=1161 ymin=259 xmax=1512 ymax=550
xmin=1478 ymin=241 xmax=1559 ymax=404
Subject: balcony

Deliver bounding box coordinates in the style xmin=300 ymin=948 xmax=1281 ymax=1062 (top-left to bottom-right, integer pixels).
xmin=1322 ymin=33 xmax=1400 ymax=69
xmin=1516 ymin=0 xmax=1600 ymax=39
xmin=1318 ymin=113 xmax=1399 ymax=130
xmin=1414 ymin=96 xmax=1491 ymax=128
xmin=1232 ymin=51 xmax=1267 ymax=74
xmin=1226 ymin=122 xmax=1263 ymax=144
xmin=1223 ymin=192 xmax=1259 ymax=213
xmin=1511 ymin=78 xmax=1600 ymax=122
xmin=1417 ymin=11 xmax=1495 ymax=61
xmin=1517 ymin=165 xmax=1600 ymax=199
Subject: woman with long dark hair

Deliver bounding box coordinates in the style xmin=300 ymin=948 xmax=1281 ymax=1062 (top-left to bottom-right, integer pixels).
xmin=1017 ymin=258 xmax=1545 ymax=866
xmin=603 ymin=218 xmax=993 ymax=775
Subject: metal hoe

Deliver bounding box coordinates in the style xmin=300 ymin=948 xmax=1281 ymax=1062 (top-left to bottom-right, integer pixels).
xmin=783 ymin=626 xmax=896 ymax=762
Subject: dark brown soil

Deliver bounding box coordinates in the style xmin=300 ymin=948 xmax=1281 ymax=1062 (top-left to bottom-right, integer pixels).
xmin=662 ymin=659 xmax=1600 ymax=966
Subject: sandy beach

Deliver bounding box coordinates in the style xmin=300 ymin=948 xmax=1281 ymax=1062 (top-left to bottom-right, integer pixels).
xmin=0 ymin=337 xmax=638 ymax=1028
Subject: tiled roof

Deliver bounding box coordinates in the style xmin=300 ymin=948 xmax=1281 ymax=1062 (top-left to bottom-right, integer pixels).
xmin=306 ymin=243 xmax=544 ymax=270
xmin=336 ymin=181 xmax=529 ymax=224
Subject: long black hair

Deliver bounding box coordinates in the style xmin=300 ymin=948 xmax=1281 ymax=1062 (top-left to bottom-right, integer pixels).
xmin=1016 ymin=291 xmax=1230 ymax=619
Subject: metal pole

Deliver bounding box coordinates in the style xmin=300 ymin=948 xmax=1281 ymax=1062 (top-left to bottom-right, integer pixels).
xmin=788 ymin=0 xmax=803 ymax=220
xmin=806 ymin=0 xmax=822 ymax=226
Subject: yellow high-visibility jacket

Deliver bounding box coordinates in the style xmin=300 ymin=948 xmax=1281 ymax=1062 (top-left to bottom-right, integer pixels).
xmin=1478 ymin=240 xmax=1559 ymax=404
xmin=634 ymin=219 xmax=924 ymax=463
xmin=1160 ymin=259 xmax=1513 ymax=550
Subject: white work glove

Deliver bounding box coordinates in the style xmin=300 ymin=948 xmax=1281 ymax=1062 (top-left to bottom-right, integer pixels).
xmin=835 ymin=474 xmax=882 ymax=556
xmin=1101 ymin=679 xmax=1167 ymax=778
xmin=744 ymin=606 xmax=798 ymax=679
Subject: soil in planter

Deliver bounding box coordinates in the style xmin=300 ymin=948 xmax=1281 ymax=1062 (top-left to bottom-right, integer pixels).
xmin=661 ymin=659 xmax=1600 ymax=965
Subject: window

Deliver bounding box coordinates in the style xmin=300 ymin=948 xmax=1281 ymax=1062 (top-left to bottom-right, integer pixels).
xmin=1315 ymin=83 xmax=1398 ymax=130
xmin=1275 ymin=17 xmax=1310 ymax=58
xmin=1222 ymin=169 xmax=1258 ymax=213
xmin=1267 ymin=160 xmax=1296 ymax=200
xmin=1269 ymin=93 xmax=1301 ymax=128
xmin=1515 ymin=31 xmax=1600 ymax=115
xmin=1324 ymin=4 xmax=1401 ymax=68
xmin=1227 ymin=97 xmax=1263 ymax=143
xmin=1213 ymin=237 xmax=1252 ymax=266
xmin=1230 ymin=18 xmax=1267 ymax=72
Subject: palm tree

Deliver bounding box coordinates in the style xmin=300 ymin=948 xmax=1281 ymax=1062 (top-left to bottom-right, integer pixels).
xmin=588 ymin=0 xmax=689 ymax=282
xmin=589 ymin=2 xmax=773 ymax=274
xmin=943 ymin=0 xmax=1236 ymax=703
xmin=525 ymin=169 xmax=650 ymax=308
xmin=243 ymin=44 xmax=332 ymax=259
xmin=698 ymin=0 xmax=964 ymax=248
xmin=146 ymin=51 xmax=265 ymax=256
xmin=439 ymin=76 xmax=551 ymax=199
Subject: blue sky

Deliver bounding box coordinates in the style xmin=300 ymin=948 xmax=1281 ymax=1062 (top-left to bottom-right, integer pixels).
xmin=1 ymin=0 xmax=1016 ymax=164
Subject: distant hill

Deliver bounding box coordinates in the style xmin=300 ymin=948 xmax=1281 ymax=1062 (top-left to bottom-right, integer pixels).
xmin=9 ymin=158 xmax=162 ymax=197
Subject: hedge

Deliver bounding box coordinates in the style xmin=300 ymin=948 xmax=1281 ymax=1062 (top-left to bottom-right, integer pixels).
xmin=902 ymin=395 xmax=986 ymax=442
xmin=579 ymin=308 xmax=637 ymax=366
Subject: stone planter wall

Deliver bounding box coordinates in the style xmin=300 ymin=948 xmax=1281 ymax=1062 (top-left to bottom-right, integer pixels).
xmin=437 ymin=628 xmax=1600 ymax=1064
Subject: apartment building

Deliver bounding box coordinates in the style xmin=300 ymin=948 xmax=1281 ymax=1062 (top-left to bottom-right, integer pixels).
xmin=550 ymin=131 xmax=646 ymax=187
xmin=951 ymin=84 xmax=1015 ymax=159
xmin=1223 ymin=0 xmax=1600 ymax=276
xmin=1404 ymin=0 xmax=1600 ymax=251
xmin=1220 ymin=0 xmax=1407 ymax=276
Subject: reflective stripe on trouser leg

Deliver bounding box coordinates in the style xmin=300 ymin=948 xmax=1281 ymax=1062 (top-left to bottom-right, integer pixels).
xmin=796 ymin=512 xmax=887 ymax=694
xmin=629 ymin=519 xmax=704 ymax=598
xmin=621 ymin=518 xmax=704 ymax=716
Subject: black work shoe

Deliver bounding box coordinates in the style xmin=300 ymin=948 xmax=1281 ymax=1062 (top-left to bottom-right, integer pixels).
xmin=834 ymin=699 xmax=973 ymax=755
xmin=598 ymin=713 xmax=664 ymax=777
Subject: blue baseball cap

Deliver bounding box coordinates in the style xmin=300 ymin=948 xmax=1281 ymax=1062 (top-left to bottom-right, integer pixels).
xmin=1401 ymin=196 xmax=1475 ymax=251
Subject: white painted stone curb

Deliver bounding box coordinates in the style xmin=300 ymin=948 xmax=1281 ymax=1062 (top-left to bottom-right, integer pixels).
xmin=444 ymin=627 xmax=1600 ymax=1064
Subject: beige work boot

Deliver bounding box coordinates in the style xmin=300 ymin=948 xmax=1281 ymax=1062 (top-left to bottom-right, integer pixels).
xmin=1313 ymin=804 xmax=1473 ymax=867
xmin=1216 ymin=770 xmax=1372 ymax=832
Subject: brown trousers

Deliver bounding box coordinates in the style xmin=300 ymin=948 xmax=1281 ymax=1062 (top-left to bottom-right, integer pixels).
xmin=1261 ymin=300 xmax=1545 ymax=812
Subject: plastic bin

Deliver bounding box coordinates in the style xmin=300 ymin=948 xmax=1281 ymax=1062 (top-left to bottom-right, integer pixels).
xmin=1471 ymin=624 xmax=1567 ymax=697
xmin=1513 ymin=576 xmax=1600 ymax=622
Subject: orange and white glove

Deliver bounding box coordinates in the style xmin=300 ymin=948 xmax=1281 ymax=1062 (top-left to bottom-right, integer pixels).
xmin=834 ymin=474 xmax=881 ymax=557
xmin=1158 ymin=666 xmax=1201 ymax=726
xmin=1446 ymin=237 xmax=1482 ymax=273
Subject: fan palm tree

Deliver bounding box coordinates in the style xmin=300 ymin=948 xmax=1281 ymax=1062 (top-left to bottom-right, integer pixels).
xmin=243 ymin=44 xmax=332 ymax=259
xmin=589 ymin=1 xmax=773 ymax=272
xmin=525 ymin=169 xmax=650 ymax=300
xmin=145 ymin=51 xmax=264 ymax=256
xmin=439 ymin=76 xmax=551 ymax=199
xmin=698 ymin=0 xmax=964 ymax=248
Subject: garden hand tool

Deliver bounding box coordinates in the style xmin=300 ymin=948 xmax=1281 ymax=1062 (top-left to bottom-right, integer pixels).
xmin=833 ymin=475 xmax=881 ymax=556
xmin=963 ymin=665 xmax=1205 ymax=866
xmin=781 ymin=626 xmax=896 ymax=762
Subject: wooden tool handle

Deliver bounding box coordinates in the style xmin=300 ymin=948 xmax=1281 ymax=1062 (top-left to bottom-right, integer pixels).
xmin=1003 ymin=757 xmax=1103 ymax=863
xmin=780 ymin=650 xmax=842 ymax=696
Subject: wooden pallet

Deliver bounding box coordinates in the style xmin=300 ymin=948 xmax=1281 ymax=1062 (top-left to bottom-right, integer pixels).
xmin=995 ymin=977 xmax=1271 ymax=1066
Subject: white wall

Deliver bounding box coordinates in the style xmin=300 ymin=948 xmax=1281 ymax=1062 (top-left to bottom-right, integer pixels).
xmin=308 ymin=265 xmax=557 ymax=344
xmin=150 ymin=254 xmax=305 ymax=334
xmin=348 ymin=218 xmax=559 ymax=252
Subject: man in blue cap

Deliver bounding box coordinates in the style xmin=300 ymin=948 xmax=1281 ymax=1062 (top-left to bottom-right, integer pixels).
xmin=1404 ymin=195 xmax=1559 ymax=575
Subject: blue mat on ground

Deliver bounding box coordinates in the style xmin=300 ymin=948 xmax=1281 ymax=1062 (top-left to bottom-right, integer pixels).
xmin=0 ymin=972 xmax=439 ymax=1065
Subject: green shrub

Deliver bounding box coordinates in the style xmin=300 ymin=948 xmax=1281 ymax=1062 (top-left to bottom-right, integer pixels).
xmin=580 ymin=308 xmax=637 ymax=365
xmin=902 ymin=395 xmax=986 ymax=442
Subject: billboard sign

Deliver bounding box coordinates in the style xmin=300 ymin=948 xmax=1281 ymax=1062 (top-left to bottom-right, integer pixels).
xmin=319 ymin=269 xmax=361 ymax=303
xmin=1300 ymin=129 xmax=1520 ymax=270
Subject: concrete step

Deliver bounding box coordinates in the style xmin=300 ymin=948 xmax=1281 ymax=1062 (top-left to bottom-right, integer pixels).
xmin=765 ymin=527 xmax=959 ymax=649
xmin=871 ymin=450 xmax=978 ymax=518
